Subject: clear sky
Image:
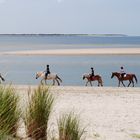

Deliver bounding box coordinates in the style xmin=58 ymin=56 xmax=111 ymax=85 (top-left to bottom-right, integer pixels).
xmin=0 ymin=0 xmax=140 ymax=35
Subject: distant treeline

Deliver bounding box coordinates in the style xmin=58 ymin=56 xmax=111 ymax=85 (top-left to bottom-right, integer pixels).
xmin=0 ymin=34 xmax=127 ymax=37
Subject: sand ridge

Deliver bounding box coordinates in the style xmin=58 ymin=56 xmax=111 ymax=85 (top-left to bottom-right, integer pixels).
xmin=2 ymin=48 xmax=140 ymax=55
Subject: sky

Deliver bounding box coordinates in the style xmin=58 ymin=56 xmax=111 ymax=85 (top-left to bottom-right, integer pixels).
xmin=0 ymin=0 xmax=140 ymax=35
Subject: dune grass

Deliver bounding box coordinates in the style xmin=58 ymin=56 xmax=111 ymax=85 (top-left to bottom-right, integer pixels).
xmin=131 ymin=133 xmax=140 ymax=139
xmin=25 ymin=85 xmax=54 ymax=140
xmin=0 ymin=85 xmax=21 ymax=139
xmin=57 ymin=112 xmax=85 ymax=140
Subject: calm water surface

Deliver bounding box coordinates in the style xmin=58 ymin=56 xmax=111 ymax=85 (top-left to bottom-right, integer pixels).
xmin=0 ymin=55 xmax=139 ymax=87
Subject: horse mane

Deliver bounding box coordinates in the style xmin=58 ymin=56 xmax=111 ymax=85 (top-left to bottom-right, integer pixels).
xmin=113 ymin=72 xmax=119 ymax=74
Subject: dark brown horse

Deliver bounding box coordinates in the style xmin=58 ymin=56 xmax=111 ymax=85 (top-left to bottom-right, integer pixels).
xmin=83 ymin=73 xmax=103 ymax=86
xmin=111 ymin=72 xmax=137 ymax=87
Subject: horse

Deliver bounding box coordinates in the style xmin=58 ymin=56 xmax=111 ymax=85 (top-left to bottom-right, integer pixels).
xmin=111 ymin=72 xmax=138 ymax=87
xmin=0 ymin=73 xmax=5 ymax=84
xmin=83 ymin=73 xmax=103 ymax=86
xmin=36 ymin=71 xmax=62 ymax=86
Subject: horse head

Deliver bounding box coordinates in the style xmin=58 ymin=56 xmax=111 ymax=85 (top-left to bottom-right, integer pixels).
xmin=111 ymin=72 xmax=120 ymax=79
xmin=36 ymin=73 xmax=39 ymax=79
xmin=36 ymin=72 xmax=44 ymax=79
xmin=111 ymin=72 xmax=115 ymax=79
xmin=83 ymin=73 xmax=89 ymax=80
xmin=83 ymin=75 xmax=85 ymax=80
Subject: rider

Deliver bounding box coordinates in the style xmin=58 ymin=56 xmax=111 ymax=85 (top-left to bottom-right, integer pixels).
xmin=44 ymin=65 xmax=51 ymax=79
xmin=90 ymin=67 xmax=95 ymax=79
xmin=120 ymin=66 xmax=126 ymax=79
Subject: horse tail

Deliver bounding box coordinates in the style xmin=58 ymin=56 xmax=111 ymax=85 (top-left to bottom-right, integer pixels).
xmin=1 ymin=77 xmax=5 ymax=81
xmin=133 ymin=74 xmax=138 ymax=83
xmin=56 ymin=75 xmax=62 ymax=83
xmin=0 ymin=75 xmax=5 ymax=81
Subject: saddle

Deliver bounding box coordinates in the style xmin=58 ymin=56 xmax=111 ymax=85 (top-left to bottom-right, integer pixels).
xmin=90 ymin=75 xmax=95 ymax=80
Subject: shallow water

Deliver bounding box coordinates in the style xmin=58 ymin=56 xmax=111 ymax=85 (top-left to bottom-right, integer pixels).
xmin=0 ymin=55 xmax=139 ymax=87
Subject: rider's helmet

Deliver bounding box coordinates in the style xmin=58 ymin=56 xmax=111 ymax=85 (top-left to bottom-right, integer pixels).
xmin=121 ymin=66 xmax=123 ymax=69
xmin=91 ymin=67 xmax=94 ymax=70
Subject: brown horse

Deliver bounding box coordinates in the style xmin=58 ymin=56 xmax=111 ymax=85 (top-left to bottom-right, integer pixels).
xmin=111 ymin=72 xmax=137 ymax=87
xmin=83 ymin=73 xmax=103 ymax=86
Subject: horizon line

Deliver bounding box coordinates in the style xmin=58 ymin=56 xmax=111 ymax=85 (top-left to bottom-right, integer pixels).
xmin=0 ymin=33 xmax=128 ymax=36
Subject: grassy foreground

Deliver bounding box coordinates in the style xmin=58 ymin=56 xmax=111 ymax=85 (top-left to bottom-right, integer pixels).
xmin=0 ymin=85 xmax=21 ymax=139
xmin=0 ymin=85 xmax=85 ymax=140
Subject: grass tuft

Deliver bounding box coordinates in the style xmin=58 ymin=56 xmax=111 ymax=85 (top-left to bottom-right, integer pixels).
xmin=0 ymin=85 xmax=21 ymax=139
xmin=25 ymin=85 xmax=54 ymax=140
xmin=57 ymin=112 xmax=85 ymax=140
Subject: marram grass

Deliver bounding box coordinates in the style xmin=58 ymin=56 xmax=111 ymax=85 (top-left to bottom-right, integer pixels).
xmin=25 ymin=85 xmax=54 ymax=140
xmin=57 ymin=112 xmax=85 ymax=140
xmin=0 ymin=85 xmax=21 ymax=139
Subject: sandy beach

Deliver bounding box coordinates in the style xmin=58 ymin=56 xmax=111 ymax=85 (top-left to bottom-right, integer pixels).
xmin=15 ymin=85 xmax=140 ymax=140
xmin=2 ymin=48 xmax=140 ymax=55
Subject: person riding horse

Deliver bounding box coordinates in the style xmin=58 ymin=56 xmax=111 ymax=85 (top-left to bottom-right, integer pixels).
xmin=44 ymin=65 xmax=51 ymax=79
xmin=90 ymin=67 xmax=95 ymax=79
xmin=120 ymin=66 xmax=126 ymax=79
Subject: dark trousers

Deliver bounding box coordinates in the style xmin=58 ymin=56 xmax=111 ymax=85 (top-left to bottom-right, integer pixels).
xmin=121 ymin=73 xmax=126 ymax=78
xmin=45 ymin=72 xmax=50 ymax=78
xmin=90 ymin=74 xmax=94 ymax=79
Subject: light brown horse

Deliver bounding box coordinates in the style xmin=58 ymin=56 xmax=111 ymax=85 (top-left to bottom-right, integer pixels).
xmin=111 ymin=72 xmax=137 ymax=87
xmin=36 ymin=71 xmax=62 ymax=85
xmin=83 ymin=73 xmax=103 ymax=86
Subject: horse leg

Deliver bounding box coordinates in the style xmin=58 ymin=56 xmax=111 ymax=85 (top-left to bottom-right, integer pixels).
xmin=97 ymin=81 xmax=99 ymax=86
xmin=132 ymin=80 xmax=134 ymax=87
xmin=98 ymin=79 xmax=102 ymax=86
xmin=98 ymin=80 xmax=100 ymax=87
xmin=127 ymin=80 xmax=131 ymax=87
xmin=90 ymin=81 xmax=93 ymax=86
xmin=45 ymin=79 xmax=47 ymax=85
xmin=101 ymin=81 xmax=103 ymax=87
xmin=121 ymin=81 xmax=125 ymax=87
xmin=41 ymin=79 xmax=44 ymax=85
xmin=52 ymin=80 xmax=55 ymax=85
xmin=118 ymin=81 xmax=120 ymax=87
xmin=99 ymin=79 xmax=103 ymax=86
xmin=85 ymin=81 xmax=88 ymax=86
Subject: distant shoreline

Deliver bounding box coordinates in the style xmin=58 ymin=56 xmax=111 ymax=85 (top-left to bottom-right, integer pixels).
xmin=2 ymin=48 xmax=140 ymax=55
xmin=0 ymin=34 xmax=127 ymax=37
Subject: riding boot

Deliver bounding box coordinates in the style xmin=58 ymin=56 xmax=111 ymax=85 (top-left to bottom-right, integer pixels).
xmin=45 ymin=73 xmax=48 ymax=79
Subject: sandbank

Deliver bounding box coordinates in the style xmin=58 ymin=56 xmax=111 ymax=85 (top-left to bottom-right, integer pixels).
xmin=2 ymin=48 xmax=140 ymax=55
xmin=14 ymin=85 xmax=140 ymax=140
